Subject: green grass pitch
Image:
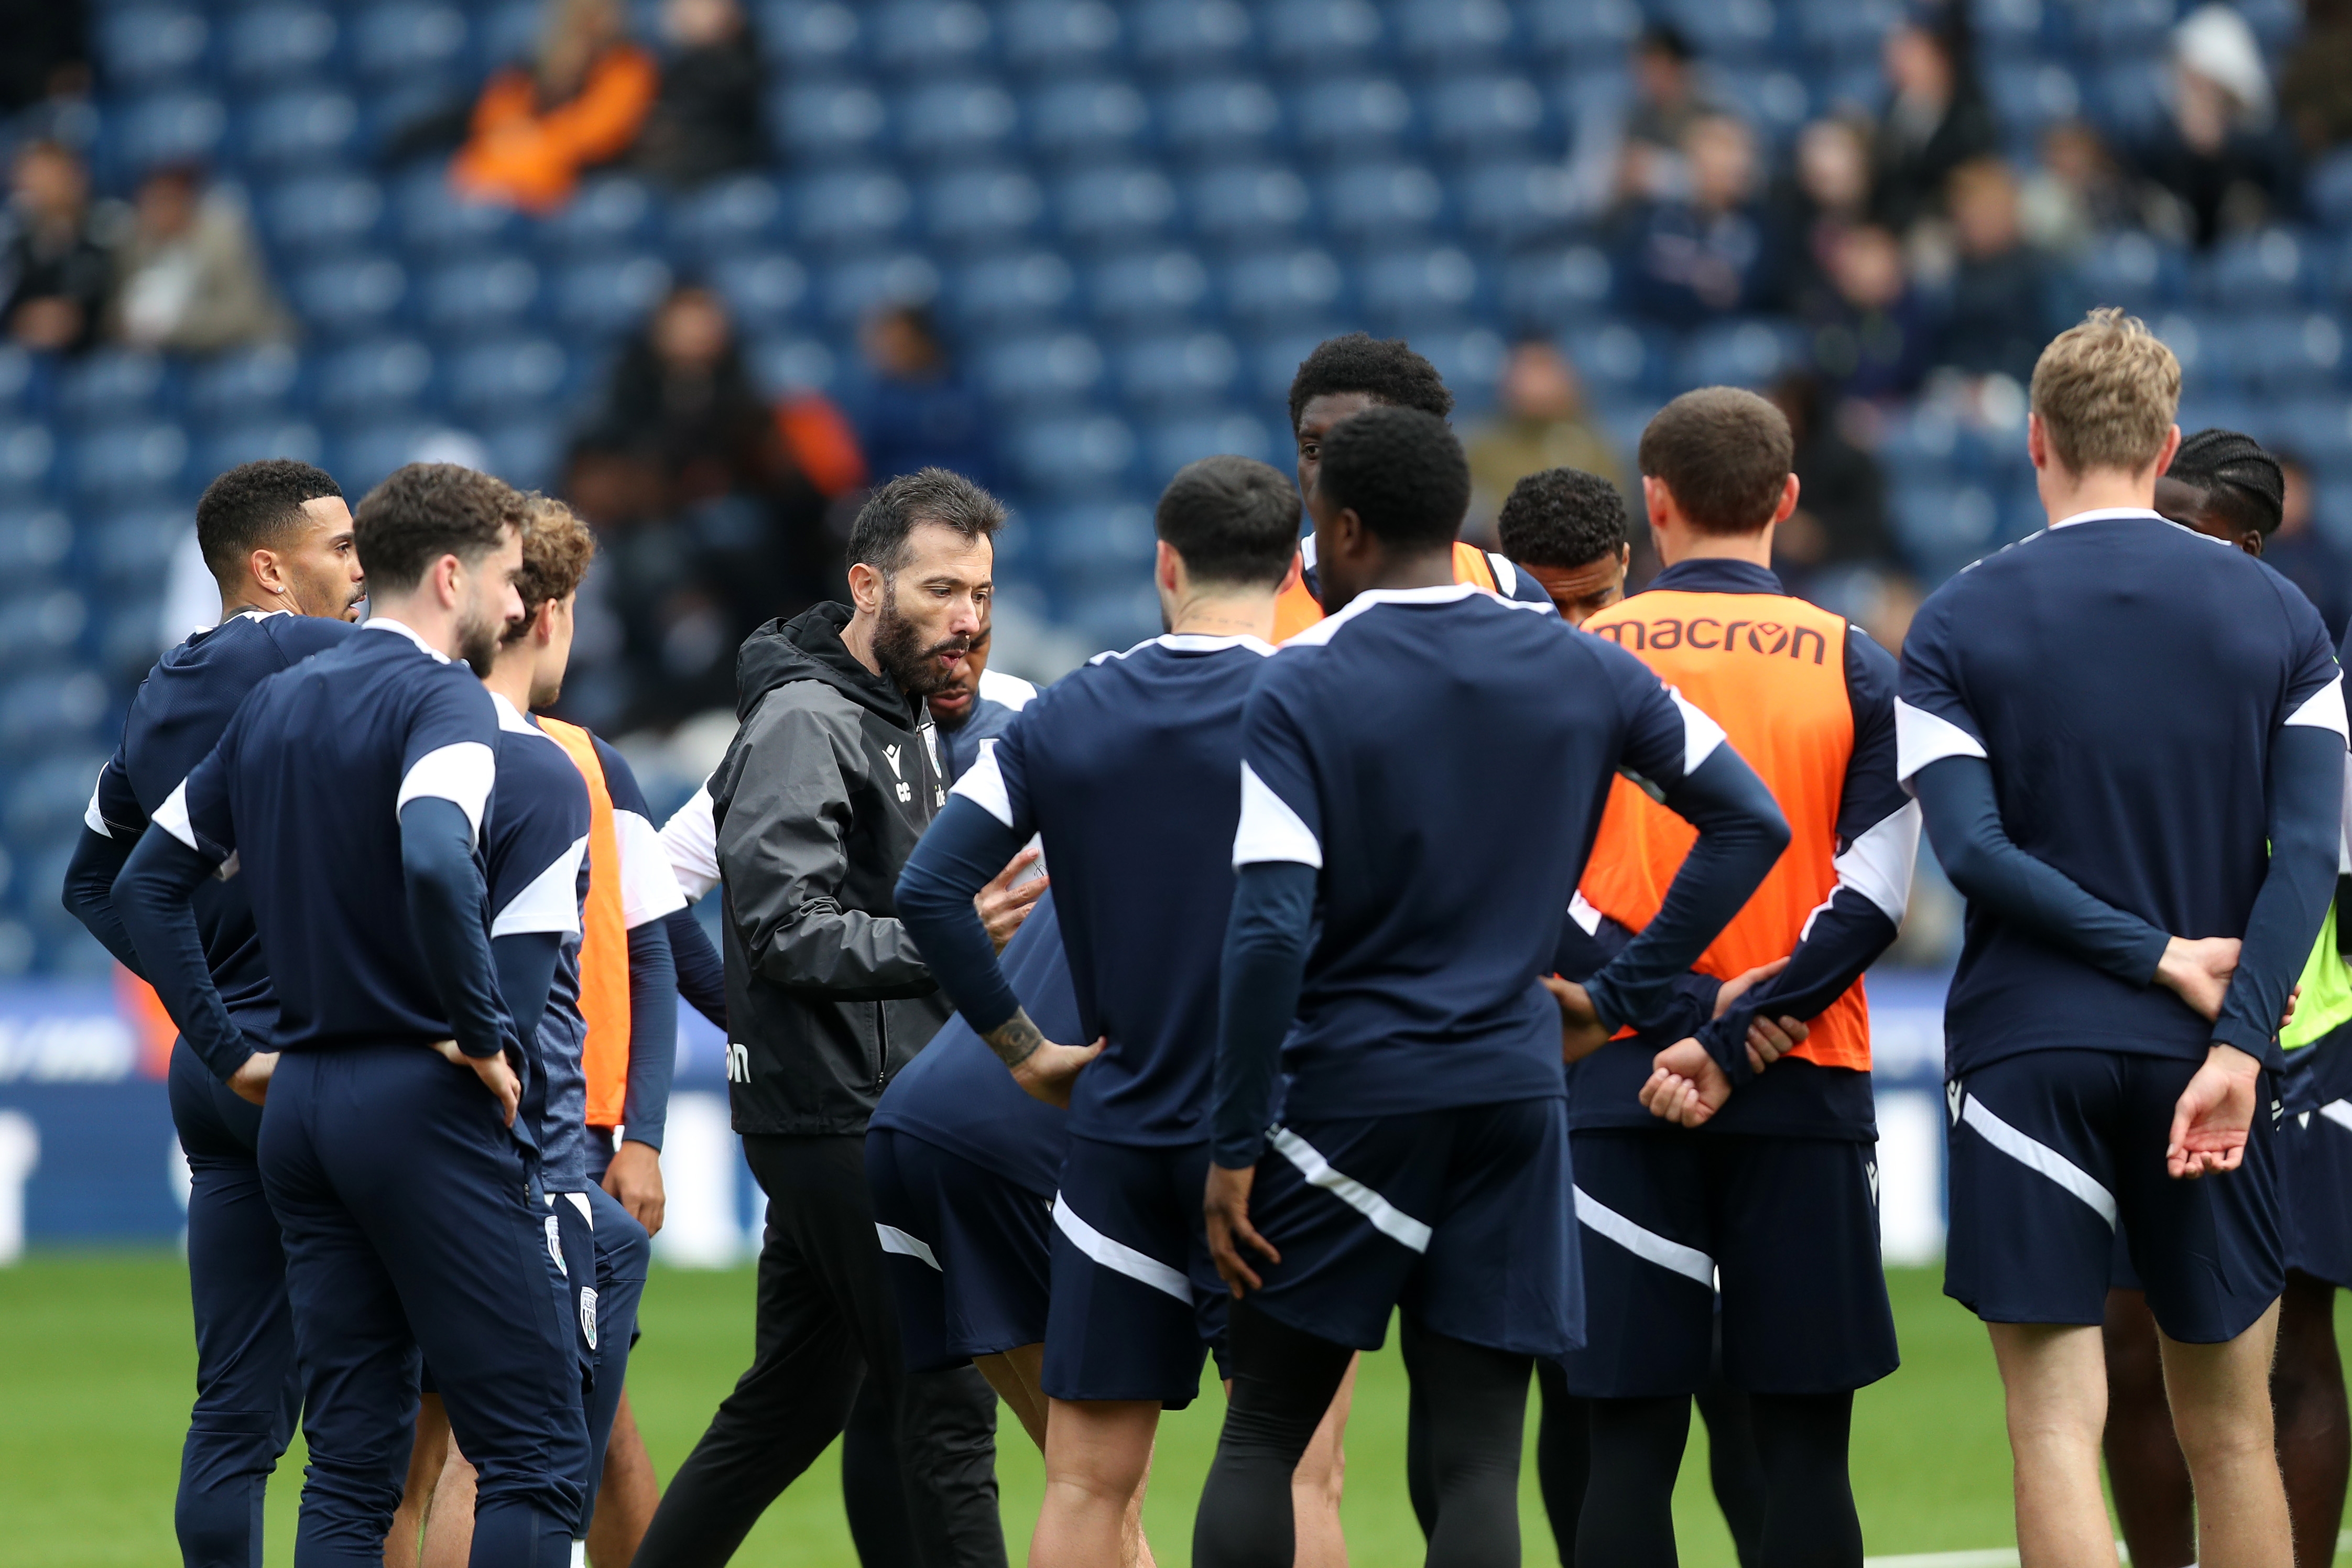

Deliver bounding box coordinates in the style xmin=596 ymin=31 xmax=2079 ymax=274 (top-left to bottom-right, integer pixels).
xmin=0 ymin=1253 xmax=2337 ymax=1566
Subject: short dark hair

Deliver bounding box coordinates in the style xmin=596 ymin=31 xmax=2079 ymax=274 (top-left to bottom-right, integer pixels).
xmin=351 ymin=463 xmax=525 ymax=595
xmin=1497 ymin=468 xmax=1629 ymax=569
xmin=1155 ymin=456 xmax=1300 ymax=590
xmin=1317 ymin=406 xmax=1468 ymax=552
xmin=2169 ymin=428 xmax=2285 ymax=538
xmin=194 ymin=459 xmax=344 ymax=586
xmin=847 ymin=467 xmax=1005 ymax=576
xmin=1287 ymin=332 xmax=1454 ymax=433
xmin=1637 ymin=387 xmax=1793 ymax=535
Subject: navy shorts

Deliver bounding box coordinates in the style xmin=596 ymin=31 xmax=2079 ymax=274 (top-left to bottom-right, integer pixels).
xmin=1242 ymin=1097 xmax=1578 ymax=1359
xmin=866 ymin=1126 xmax=1053 ymax=1373
xmin=1560 ymin=1129 xmax=1897 ymax=1398
xmin=1042 ymin=1136 xmax=1227 ymax=1410
xmin=1946 ymin=1050 xmax=2283 ymax=1344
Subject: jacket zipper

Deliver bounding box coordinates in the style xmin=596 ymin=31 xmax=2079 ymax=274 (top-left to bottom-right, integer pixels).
xmin=873 ymin=1001 xmax=888 ymax=1090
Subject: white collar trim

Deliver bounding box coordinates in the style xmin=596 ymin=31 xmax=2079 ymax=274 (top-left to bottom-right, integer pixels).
xmin=488 ymin=690 xmax=542 ymax=736
xmin=2050 ymin=506 xmax=2166 ymax=530
xmin=1092 ymin=631 xmax=1279 ymax=664
xmin=362 ymin=618 xmax=450 ymax=662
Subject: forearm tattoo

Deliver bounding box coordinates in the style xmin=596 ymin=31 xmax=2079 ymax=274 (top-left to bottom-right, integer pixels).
xmin=985 ymin=1008 xmax=1044 ymax=1071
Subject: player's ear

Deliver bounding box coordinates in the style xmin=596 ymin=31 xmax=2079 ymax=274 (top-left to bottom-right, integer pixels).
xmin=247 ymin=547 xmax=283 ymax=597
xmin=1772 ymin=473 xmax=1801 ymax=526
xmin=845 ymin=559 xmax=883 ymax=613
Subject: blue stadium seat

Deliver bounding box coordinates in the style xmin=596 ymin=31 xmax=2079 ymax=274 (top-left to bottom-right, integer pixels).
xmin=1159 ymin=79 xmax=1283 ymax=158
xmin=8 ymin=754 xmax=113 ymax=844
xmin=473 ymin=0 xmax=543 ymax=71
xmin=746 ymin=335 xmax=840 ymax=395
xmin=1525 ymin=0 xmax=1641 ymax=60
xmin=1984 ymin=61 xmax=2081 ymax=146
xmin=868 ymin=0 xmax=994 ymax=74
xmin=1010 ymin=412 xmax=1138 ymax=492
xmin=0 ymin=585 xmax=90 ymax=663
xmin=754 ymin=1 xmax=863 ymax=73
xmin=2214 ymin=312 xmax=2343 ymax=396
xmin=1086 ymin=248 xmax=1210 ymax=322
xmin=292 ymin=256 xmax=408 ymax=340
xmin=1716 ymin=69 xmax=1813 ymax=143
xmin=57 ymin=350 xmax=172 ymax=429
xmin=1424 ymin=75 xmax=1546 ymax=156
xmin=943 ymin=250 xmax=1080 ymax=328
xmin=260 ymin=172 xmax=386 ymax=258
xmin=187 ymin=344 xmax=304 ymax=426
xmin=0 ymin=508 xmax=73 ymax=584
xmin=818 ymin=253 xmax=942 ymax=325
xmin=2260 ymin=397 xmax=2352 ymax=476
xmin=314 ymin=338 xmax=436 ymax=417
xmin=1289 ymin=79 xmax=1416 ymax=156
xmin=668 ymin=175 xmax=787 ymax=256
xmin=792 ymin=169 xmax=912 ymax=249
xmin=924 ymin=168 xmax=1046 ymax=243
xmin=1358 ymin=245 xmax=1482 ymax=325
xmin=2082 ymin=0 xmax=2177 ymax=57
xmin=0 ymin=423 xmax=57 ymax=499
xmin=0 ymin=347 xmax=33 ymax=419
xmin=1319 ymin=163 xmax=1446 ymax=239
xmin=710 ymin=253 xmax=813 ymax=335
xmin=198 ymin=419 xmax=328 ymax=478
xmin=1054 ymin=167 xmax=1180 ymax=245
xmin=1113 ymin=330 xmax=1239 ymax=406
xmin=1223 ymin=246 xmax=1347 ymax=323
xmin=2201 ymin=227 xmax=2317 ymax=308
xmin=482 ymin=421 xmax=562 ymax=490
xmin=1657 ymin=0 xmax=1779 ymax=60
xmin=1189 ymin=165 xmax=1313 ymax=242
xmin=1128 ymin=0 xmax=1254 ymax=72
xmin=350 ymin=2 xmax=470 ymax=82
xmin=999 ymin=0 xmax=1122 ymax=74
xmin=2073 ymin=231 xmax=2188 ymax=313
xmin=2087 ymin=61 xmax=2170 ymax=142
xmin=1460 ymin=162 xmax=1576 ymax=246
xmin=1790 ymin=0 xmax=1904 ymax=62
xmin=100 ymin=6 xmax=211 ymax=89
xmin=977 ymin=331 xmax=1108 ymax=407
xmin=392 ymin=172 xmax=524 ymax=255
xmin=1027 ymin=502 xmax=1156 ymax=574
xmin=1890 ymin=477 xmax=2005 ymax=582
xmin=771 ymin=81 xmax=889 ymax=160
xmin=1676 ymin=319 xmax=1803 ymax=388
xmin=222 ymin=4 xmax=340 ymax=83
xmin=1391 ymin=0 xmax=1516 ymax=68
xmin=1562 ymin=321 xmax=1665 ymax=399
xmin=441 ymin=337 xmax=570 ymax=419
xmin=237 ymin=88 xmax=363 ymax=171
xmin=540 ymin=178 xmax=658 ymax=253
xmin=2311 ymin=149 xmax=2352 ymax=234
xmin=549 ymin=254 xmax=674 ymax=337
xmin=1145 ymin=409 xmax=1279 ymax=478
xmin=897 ymin=80 xmax=1021 ymax=161
xmin=328 ymin=422 xmax=445 ymax=493
xmin=1026 ymin=79 xmax=1151 ymax=162
xmin=70 ymin=423 xmax=191 ymax=501
xmin=1973 ymin=0 xmax=2051 ymax=57
xmin=2 ymin=670 xmax=116 ymax=757
xmin=116 ymin=91 xmax=231 ymax=170
xmin=1260 ymin=0 xmax=1383 ymax=71
xmin=416 ymin=256 xmax=541 ymax=334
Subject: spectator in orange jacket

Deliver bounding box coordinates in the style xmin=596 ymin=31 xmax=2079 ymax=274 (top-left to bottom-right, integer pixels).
xmin=452 ymin=0 xmax=658 ymax=214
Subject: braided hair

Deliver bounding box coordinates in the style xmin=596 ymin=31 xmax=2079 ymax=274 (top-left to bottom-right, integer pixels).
xmin=2167 ymin=428 xmax=2285 ymax=538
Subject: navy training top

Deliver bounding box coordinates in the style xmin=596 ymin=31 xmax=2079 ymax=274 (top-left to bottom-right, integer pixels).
xmin=950 ymin=634 xmax=1276 ymax=1146
xmin=162 ymin=619 xmax=507 ymax=1051
xmin=1898 ymin=508 xmax=2346 ymax=1075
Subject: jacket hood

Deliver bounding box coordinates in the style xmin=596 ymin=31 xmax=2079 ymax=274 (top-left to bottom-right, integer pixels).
xmin=735 ymin=602 xmax=924 ymax=730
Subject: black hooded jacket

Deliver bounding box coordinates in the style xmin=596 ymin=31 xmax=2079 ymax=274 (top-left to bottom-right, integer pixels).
xmin=707 ymin=603 xmax=952 ymax=1135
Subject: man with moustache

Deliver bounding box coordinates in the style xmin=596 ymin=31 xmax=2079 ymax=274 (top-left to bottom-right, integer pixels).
xmin=633 ymin=467 xmax=1029 ymax=1568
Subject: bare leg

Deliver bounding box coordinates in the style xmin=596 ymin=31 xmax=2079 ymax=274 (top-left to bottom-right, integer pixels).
xmin=1031 ymin=1399 xmax=1159 ymax=1568
xmin=2272 ymin=1271 xmax=2349 ymax=1568
xmin=417 ymin=1445 xmax=477 ymax=1568
xmin=385 ymin=1393 xmax=450 ymax=1568
xmin=2101 ymin=1288 xmax=2196 ymax=1568
xmin=588 ymin=1390 xmax=661 ymax=1568
xmin=978 ymin=1348 xmax=1155 ymax=1568
xmin=2163 ymin=1300 xmax=2293 ymax=1568
xmin=1290 ymin=1355 xmax=1355 ymax=1568
xmin=1987 ymin=1322 xmax=2118 ymax=1568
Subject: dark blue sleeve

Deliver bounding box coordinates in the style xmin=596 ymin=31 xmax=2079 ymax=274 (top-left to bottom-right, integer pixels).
xmin=492 ymin=930 xmax=563 ymax=1047
xmin=622 ymin=917 xmax=677 ymax=1148
xmin=2214 ymin=722 xmax=2345 ymax=1061
xmin=1911 ymin=755 xmax=2170 ymax=985
xmin=665 ymin=905 xmax=727 ymax=1030
xmin=114 ymin=829 xmax=251 ymax=1079
xmin=894 ymin=794 xmax=1031 ymax=1036
xmin=1212 ymin=859 xmax=1318 ymax=1169
xmin=400 ymin=797 xmax=518 ymax=1062
xmin=63 ymin=824 xmax=143 ymax=976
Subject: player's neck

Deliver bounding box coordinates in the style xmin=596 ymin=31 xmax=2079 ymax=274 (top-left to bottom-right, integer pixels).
xmin=2039 ymin=467 xmax=2157 ymax=524
xmin=481 ymin=649 xmax=536 ymax=715
xmin=1167 ymin=592 xmax=1277 ymax=642
xmin=1654 ymin=520 xmax=1773 ymax=570
xmin=1363 ymin=548 xmax=1457 ymax=594
xmin=219 ymin=584 xmax=293 ymax=623
xmin=366 ymin=591 xmax=463 ymax=660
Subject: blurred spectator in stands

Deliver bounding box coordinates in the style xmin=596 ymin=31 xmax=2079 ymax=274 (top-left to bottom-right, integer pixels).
xmin=1564 ymin=23 xmax=1725 ymax=218
xmin=107 ymin=164 xmax=291 ymax=353
xmin=1869 ymin=18 xmax=1997 ymax=235
xmin=1806 ymin=224 xmax=1932 ymax=400
xmin=1 ymin=139 xmax=114 ymax=354
xmin=633 ymin=0 xmax=766 ymax=188
xmin=1935 ymin=159 xmax=2052 ymax=387
xmin=2018 ymin=122 xmax=2141 ymax=256
xmin=1768 ymin=371 xmax=1901 ymax=593
xmin=1464 ymin=340 xmax=1621 ymax=545
xmin=0 ymin=0 xmax=90 ymax=122
xmin=843 ymin=303 xmax=998 ymax=489
xmin=450 ymin=0 xmax=659 ymax=213
xmin=2136 ymin=4 xmax=2299 ymax=248
xmin=2282 ymin=0 xmax=2352 ymax=153
xmin=1621 ymin=114 xmax=1780 ymax=328
xmin=1777 ymin=115 xmax=1875 ymax=320
xmin=2261 ymin=452 xmax=2352 ymax=641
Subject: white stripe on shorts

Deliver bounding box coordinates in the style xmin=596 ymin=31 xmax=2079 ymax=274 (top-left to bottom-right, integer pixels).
xmin=1267 ymin=1126 xmax=1434 ymax=1254
xmin=1573 ymin=1185 xmax=1714 ymax=1287
xmin=2321 ymin=1099 xmax=2352 ymax=1134
xmin=1959 ymin=1092 xmax=2118 ymax=1227
xmin=876 ymin=1223 xmax=941 ymax=1271
xmin=1052 ymin=1193 xmax=1192 ymax=1302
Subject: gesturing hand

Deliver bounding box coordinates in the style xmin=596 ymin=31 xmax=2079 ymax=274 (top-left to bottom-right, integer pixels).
xmin=2154 ymin=935 xmax=2241 ymax=1022
xmin=227 ymin=1050 xmax=279 ymax=1106
xmin=432 ymin=1038 xmax=521 ymax=1127
xmin=1544 ymin=976 xmax=1611 ymax=1064
xmin=1204 ymin=1162 xmax=1279 ymax=1298
xmin=2166 ymin=1043 xmax=2262 ymax=1179
xmin=977 ymin=847 xmax=1049 ymax=953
